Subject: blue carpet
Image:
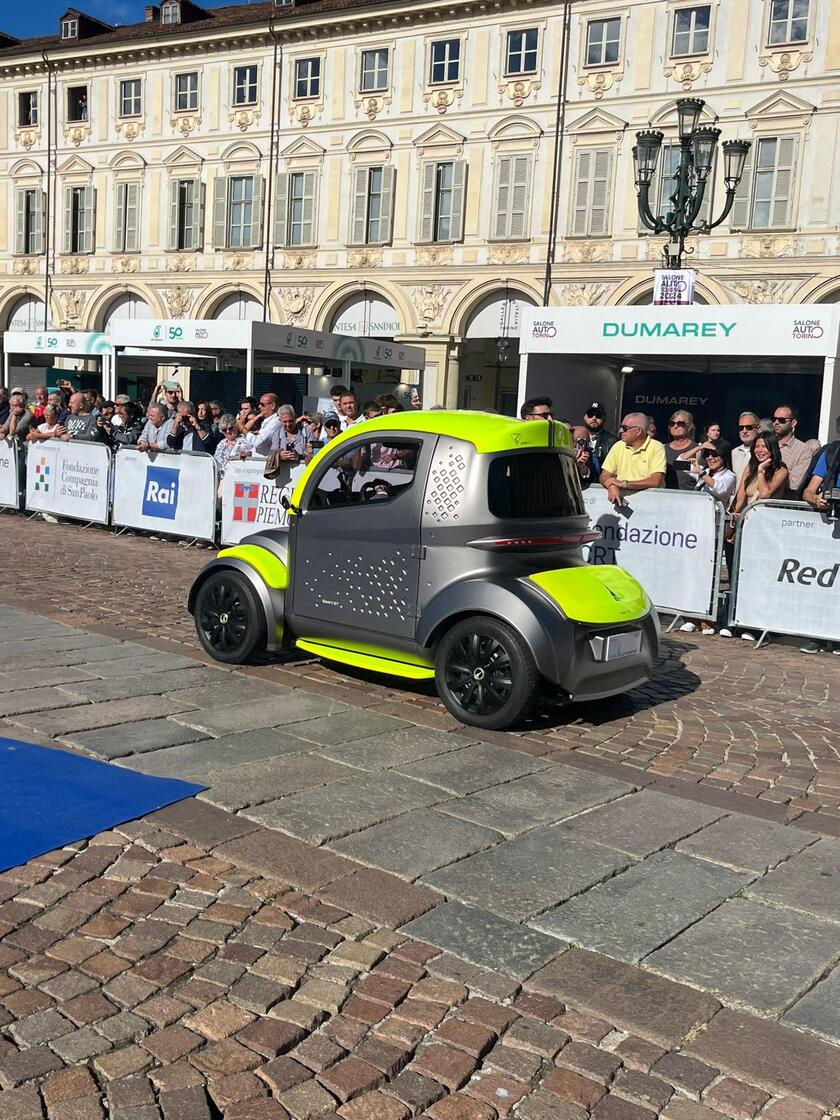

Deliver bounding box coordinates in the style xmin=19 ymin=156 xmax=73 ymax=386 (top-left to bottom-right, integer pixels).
xmin=0 ymin=737 xmax=205 ymax=873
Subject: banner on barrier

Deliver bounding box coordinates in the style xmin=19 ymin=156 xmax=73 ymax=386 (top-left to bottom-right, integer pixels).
xmin=0 ymin=439 xmax=18 ymax=509
xmin=220 ymin=458 xmax=306 ymax=545
xmin=582 ymin=485 xmax=720 ymax=617
xmin=112 ymin=449 xmax=216 ymax=541
xmin=25 ymin=439 xmax=110 ymax=524
xmin=732 ymin=502 xmax=840 ymax=641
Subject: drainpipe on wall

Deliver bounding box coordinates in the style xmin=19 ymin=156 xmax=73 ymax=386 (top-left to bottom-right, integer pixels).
xmin=262 ymin=16 xmax=282 ymax=323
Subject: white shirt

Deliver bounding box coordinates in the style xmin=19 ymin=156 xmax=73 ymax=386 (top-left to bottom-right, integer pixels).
xmin=696 ymin=467 xmax=736 ymax=505
xmin=247 ymin=412 xmax=282 ymax=455
xmin=732 ymin=444 xmax=752 ymax=488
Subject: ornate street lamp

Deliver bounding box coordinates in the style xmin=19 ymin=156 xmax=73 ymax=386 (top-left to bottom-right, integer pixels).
xmin=634 ymin=98 xmax=751 ymax=268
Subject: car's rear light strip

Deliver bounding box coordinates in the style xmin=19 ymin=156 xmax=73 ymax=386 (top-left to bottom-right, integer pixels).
xmin=468 ymin=532 xmax=602 ymax=549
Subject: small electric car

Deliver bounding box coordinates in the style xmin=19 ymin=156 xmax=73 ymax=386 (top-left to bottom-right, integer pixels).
xmin=188 ymin=412 xmax=658 ymax=729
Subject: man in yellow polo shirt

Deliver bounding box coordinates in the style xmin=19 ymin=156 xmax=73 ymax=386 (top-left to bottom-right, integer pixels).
xmin=599 ymin=411 xmax=666 ymax=506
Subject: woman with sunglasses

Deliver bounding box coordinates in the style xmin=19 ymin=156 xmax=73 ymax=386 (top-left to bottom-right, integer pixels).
xmin=694 ymin=444 xmax=736 ymax=505
xmin=664 ymin=410 xmax=699 ymax=490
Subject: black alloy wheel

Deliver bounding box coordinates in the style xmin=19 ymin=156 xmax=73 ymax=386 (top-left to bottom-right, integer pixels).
xmin=193 ymin=569 xmax=266 ymax=664
xmin=435 ymin=616 xmax=539 ymax=730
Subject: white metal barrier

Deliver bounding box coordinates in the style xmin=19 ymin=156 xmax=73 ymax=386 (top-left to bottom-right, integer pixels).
xmin=24 ymin=439 xmax=111 ymax=525
xmin=112 ymin=447 xmax=217 ymax=543
xmin=220 ymin=458 xmax=305 ymax=545
xmin=582 ymin=485 xmax=724 ymax=621
xmin=730 ymin=500 xmax=840 ymax=644
xmin=0 ymin=439 xmax=19 ymax=509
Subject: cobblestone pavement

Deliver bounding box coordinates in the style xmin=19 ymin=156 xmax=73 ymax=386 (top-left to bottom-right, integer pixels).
xmin=2 ymin=517 xmax=840 ymax=823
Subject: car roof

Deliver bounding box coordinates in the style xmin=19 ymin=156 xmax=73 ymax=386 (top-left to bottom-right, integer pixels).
xmin=289 ymin=410 xmax=572 ymax=509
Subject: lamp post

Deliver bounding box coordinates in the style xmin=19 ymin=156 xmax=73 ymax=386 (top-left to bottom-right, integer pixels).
xmin=633 ymin=97 xmax=751 ymax=269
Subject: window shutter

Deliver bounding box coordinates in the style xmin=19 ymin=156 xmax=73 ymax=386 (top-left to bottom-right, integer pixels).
xmin=194 ymin=180 xmax=205 ymax=250
xmin=771 ymin=135 xmax=797 ymax=228
xmin=419 ymin=162 xmax=436 ymax=243
xmin=249 ymin=175 xmax=264 ymax=249
xmin=729 ymin=144 xmax=754 ymax=230
xmin=379 ymin=164 xmax=395 ymax=245
xmin=15 ymin=190 xmax=26 ymax=256
xmin=449 ymin=159 xmax=466 ymax=242
xmin=572 ymin=150 xmax=592 ymax=236
xmin=80 ymin=186 xmax=95 ymax=253
xmin=509 ymin=156 xmax=530 ymax=239
xmin=167 ymin=180 xmax=179 ymax=250
xmin=300 ymin=170 xmax=317 ymax=246
xmin=274 ymin=172 xmax=289 ymax=247
xmin=494 ymin=156 xmax=512 ymax=239
xmin=113 ymin=182 xmax=126 ymax=252
xmin=350 ymin=165 xmax=368 ymax=245
xmin=212 ymin=175 xmax=228 ymax=249
xmin=589 ymin=149 xmax=612 ymax=236
xmin=32 ymin=190 xmax=45 ymax=254
xmin=62 ymin=185 xmax=73 ymax=254
xmin=124 ymin=182 xmax=140 ymax=252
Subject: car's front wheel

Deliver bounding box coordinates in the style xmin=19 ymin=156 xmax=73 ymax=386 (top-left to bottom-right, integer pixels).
xmin=193 ymin=569 xmax=266 ymax=664
xmin=435 ymin=616 xmax=538 ymax=730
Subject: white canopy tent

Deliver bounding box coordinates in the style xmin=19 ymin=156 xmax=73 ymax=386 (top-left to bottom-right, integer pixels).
xmin=2 ymin=330 xmax=114 ymax=396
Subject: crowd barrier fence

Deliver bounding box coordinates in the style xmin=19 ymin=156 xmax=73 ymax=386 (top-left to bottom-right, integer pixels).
xmin=24 ymin=439 xmax=111 ymax=525
xmin=220 ymin=458 xmax=304 ymax=545
xmin=0 ymin=439 xmax=19 ymax=510
xmin=112 ymin=447 xmax=217 ymax=543
xmin=729 ymin=499 xmax=840 ymax=645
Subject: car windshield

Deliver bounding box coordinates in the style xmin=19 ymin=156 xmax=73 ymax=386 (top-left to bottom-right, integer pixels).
xmin=488 ymin=451 xmax=584 ymax=519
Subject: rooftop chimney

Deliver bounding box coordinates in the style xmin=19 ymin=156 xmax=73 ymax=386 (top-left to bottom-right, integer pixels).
xmin=145 ymin=5 xmax=159 ymax=21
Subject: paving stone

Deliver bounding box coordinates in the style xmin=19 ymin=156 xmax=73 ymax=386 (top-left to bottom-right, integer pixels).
xmin=142 ymin=799 xmax=257 ymax=848
xmin=96 ymin=1010 xmax=148 ymax=1045
xmin=158 ymin=1086 xmax=213 ymax=1120
xmin=189 ymin=1038 xmax=262 ymax=1076
xmin=292 ymin=1034 xmax=346 ymax=1073
xmin=411 ymin=1043 xmax=478 ymax=1089
xmin=285 ymin=708 xmax=411 ymax=747
xmin=331 ymin=810 xmax=502 ymax=881
xmin=230 ymin=974 xmax=289 ymax=1015
xmin=245 ymin=772 xmax=449 ymax=844
xmin=280 ymin=1078 xmax=338 ymax=1119
xmin=0 ymin=667 xmax=96 ymax=695
xmin=517 ymin=1088 xmax=587 ymax=1120
xmin=224 ymin=1101 xmax=289 ymax=1120
xmin=0 ymin=1084 xmax=51 ymax=1119
xmin=164 ymin=677 xmax=286 ymax=709
xmin=60 ymin=667 xmax=227 ymax=704
xmin=646 ymin=898 xmax=840 ymax=1015
xmin=423 ymin=827 xmax=632 ymax=921
xmin=258 ymin=1056 xmax=311 ymax=1093
xmin=676 ymin=815 xmax=815 ymax=873
xmin=383 ymin=1070 xmax=445 ymax=1114
xmin=13 ymin=697 xmax=195 ymax=738
xmin=687 ymin=1009 xmax=840 ymax=1108
xmin=337 ymin=1091 xmax=410 ymax=1120
xmin=402 ymin=902 xmax=562 ymax=981
xmin=73 ymin=653 xmax=200 ymax=679
xmin=745 ymin=838 xmax=840 ymax=921
xmin=319 ymin=727 xmax=472 ymax=772
xmin=200 ymin=754 xmax=355 ymax=812
xmin=51 ymin=1025 xmax=114 ymax=1062
xmin=533 ymin=851 xmax=751 ymax=962
xmin=760 ymin=1098 xmax=823 ymax=1120
xmin=319 ymin=869 xmax=440 ymax=928
xmin=0 ymin=686 xmax=93 ymax=717
xmin=120 ymin=729 xmax=315 ymax=780
xmin=237 ymin=1018 xmax=306 ymax=1058
xmin=0 ymin=1045 xmax=64 ymax=1088
xmin=71 ymin=720 xmax=210 ymax=758
xmin=650 ymin=1054 xmax=718 ymax=1098
xmin=8 ymin=1008 xmax=74 ymax=1046
xmin=591 ymin=1094 xmax=656 ymax=1120
xmin=612 ymin=1069 xmax=673 ymax=1112
xmin=184 ymin=1000 xmax=254 ymax=1041
xmin=783 ymin=963 xmax=840 ymax=1041
xmin=556 ymin=791 xmax=723 ymax=858
xmin=502 ymin=1017 xmax=567 ymax=1058
xmin=660 ymin=1103 xmax=729 ymax=1120
xmin=466 ymin=1072 xmax=529 ymax=1116
xmin=525 ymin=949 xmax=719 ymax=1048
xmin=437 ymin=768 xmax=633 ymax=837
xmin=177 ymin=693 xmax=345 ymax=735
xmin=216 ymin=832 xmax=355 ymax=893
xmin=394 ymin=743 xmax=547 ymax=795
xmin=542 ymin=1068 xmax=607 ymax=1109
xmin=482 ymin=1042 xmax=542 ymax=1082
xmin=702 ymin=1077 xmax=769 ymax=1120
xmin=41 ymin=1066 xmax=99 ymax=1105
xmin=614 ymin=1037 xmax=666 ymax=1075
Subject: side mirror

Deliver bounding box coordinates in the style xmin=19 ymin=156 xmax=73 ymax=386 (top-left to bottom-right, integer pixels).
xmin=280 ymin=494 xmax=291 ymax=510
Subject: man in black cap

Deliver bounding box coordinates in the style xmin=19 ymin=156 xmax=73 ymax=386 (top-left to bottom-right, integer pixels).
xmin=583 ymin=402 xmax=617 ymax=462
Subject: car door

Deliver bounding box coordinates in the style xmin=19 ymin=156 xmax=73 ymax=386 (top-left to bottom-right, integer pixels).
xmin=287 ymin=431 xmax=432 ymax=641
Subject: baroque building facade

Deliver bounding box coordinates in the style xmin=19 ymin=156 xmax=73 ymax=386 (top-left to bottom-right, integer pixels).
xmin=0 ymin=0 xmax=838 ymax=408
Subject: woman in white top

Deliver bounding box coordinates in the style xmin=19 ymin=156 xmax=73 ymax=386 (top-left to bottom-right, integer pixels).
xmin=26 ymin=403 xmax=63 ymax=441
xmin=694 ymin=446 xmax=736 ymax=505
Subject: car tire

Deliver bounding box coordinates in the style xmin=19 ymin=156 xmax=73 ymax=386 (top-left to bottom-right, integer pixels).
xmin=193 ymin=569 xmax=267 ymax=664
xmin=435 ymin=615 xmax=539 ymax=730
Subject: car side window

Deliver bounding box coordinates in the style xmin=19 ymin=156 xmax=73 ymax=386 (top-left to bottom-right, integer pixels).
xmin=304 ymin=438 xmax=421 ymax=512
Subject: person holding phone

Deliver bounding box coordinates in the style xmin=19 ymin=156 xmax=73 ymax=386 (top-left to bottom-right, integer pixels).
xmin=167 ymin=401 xmax=213 ymax=453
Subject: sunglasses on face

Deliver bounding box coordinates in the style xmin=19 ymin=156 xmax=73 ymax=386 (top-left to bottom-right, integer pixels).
xmin=739 ymin=424 xmax=758 ymax=431
xmin=669 ymin=420 xmax=687 ymax=427
xmin=618 ymin=424 xmax=641 ymax=433
xmin=771 ymin=416 xmax=791 ymax=423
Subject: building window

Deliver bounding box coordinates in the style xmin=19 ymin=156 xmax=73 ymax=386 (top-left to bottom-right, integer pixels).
xmin=493 ymin=155 xmax=531 ymax=240
xmin=275 ymin=170 xmax=317 ymax=247
xmin=768 ymin=0 xmax=809 ymax=44
xmin=585 ymin=18 xmax=621 ymax=66
xmin=15 ymin=189 xmax=44 ymax=256
xmin=113 ymin=181 xmax=140 ymax=253
xmin=360 ymin=48 xmax=389 ymax=93
xmin=175 ymin=72 xmax=199 ymax=113
xmin=62 ymin=184 xmax=94 ymax=254
xmin=751 ymin=136 xmax=797 ymax=228
xmin=61 ymin=17 xmax=78 ymax=39
xmin=419 ymin=160 xmax=466 ymax=243
xmin=167 ymin=177 xmax=201 ymax=251
xmin=505 ymin=28 xmax=538 ymax=75
xmin=18 ymin=92 xmax=39 ymax=128
xmin=67 ymin=86 xmax=88 ymax=123
xmin=672 ymin=5 xmax=711 ymax=55
xmin=120 ymin=79 xmax=142 ymax=118
xmin=161 ymin=1 xmax=181 ymax=24
xmin=350 ymin=165 xmax=395 ymax=245
xmin=571 ymin=148 xmax=612 ymax=236
xmin=430 ymin=39 xmax=461 ymax=84
xmin=233 ymin=65 xmax=258 ymax=107
xmin=212 ymin=174 xmax=263 ymax=249
xmin=294 ymin=57 xmax=321 ymax=99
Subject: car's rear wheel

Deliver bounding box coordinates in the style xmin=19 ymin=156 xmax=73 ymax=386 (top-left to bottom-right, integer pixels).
xmin=193 ymin=570 xmax=266 ymax=664
xmin=435 ymin=616 xmax=539 ymax=730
